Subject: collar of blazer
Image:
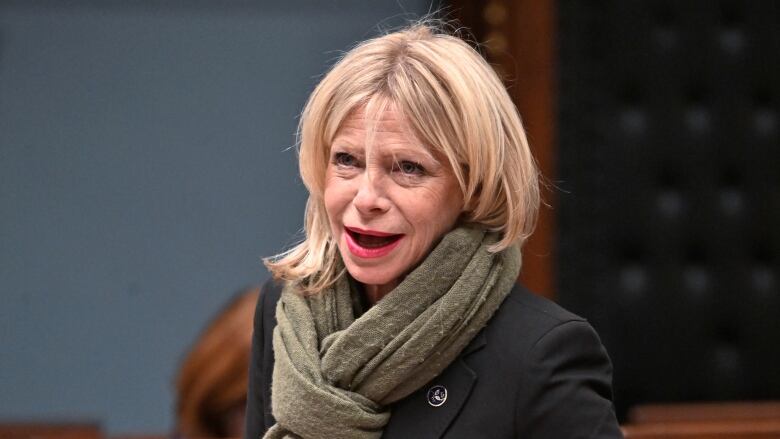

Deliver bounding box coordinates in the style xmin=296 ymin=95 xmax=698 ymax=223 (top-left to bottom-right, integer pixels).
xmin=381 ymin=328 xmax=488 ymax=438
xmin=461 ymin=330 xmax=488 ymax=357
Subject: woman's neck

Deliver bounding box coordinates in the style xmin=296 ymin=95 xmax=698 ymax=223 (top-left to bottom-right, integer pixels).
xmin=363 ymin=281 xmax=399 ymax=305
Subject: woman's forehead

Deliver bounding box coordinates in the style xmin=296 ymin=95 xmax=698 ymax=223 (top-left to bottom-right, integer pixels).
xmin=336 ymin=105 xmax=408 ymax=134
xmin=332 ymin=106 xmax=438 ymax=158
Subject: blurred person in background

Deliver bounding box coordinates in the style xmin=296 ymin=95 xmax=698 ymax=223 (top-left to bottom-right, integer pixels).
xmin=175 ymin=287 xmax=260 ymax=439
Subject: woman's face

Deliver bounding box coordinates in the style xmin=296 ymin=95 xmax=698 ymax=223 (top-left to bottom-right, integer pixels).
xmin=324 ymin=106 xmax=464 ymax=300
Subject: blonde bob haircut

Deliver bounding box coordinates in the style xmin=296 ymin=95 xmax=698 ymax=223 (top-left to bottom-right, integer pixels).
xmin=266 ymin=23 xmax=540 ymax=294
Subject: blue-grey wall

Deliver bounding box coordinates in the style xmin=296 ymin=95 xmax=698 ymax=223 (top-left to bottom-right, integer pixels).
xmin=0 ymin=1 xmax=433 ymax=433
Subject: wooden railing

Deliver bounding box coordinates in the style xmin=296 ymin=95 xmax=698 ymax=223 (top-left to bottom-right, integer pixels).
xmin=622 ymin=402 xmax=780 ymax=439
xmin=0 ymin=423 xmax=101 ymax=439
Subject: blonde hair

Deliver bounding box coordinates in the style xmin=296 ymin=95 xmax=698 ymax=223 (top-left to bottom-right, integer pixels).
xmin=175 ymin=287 xmax=260 ymax=438
xmin=266 ymin=23 xmax=540 ymax=294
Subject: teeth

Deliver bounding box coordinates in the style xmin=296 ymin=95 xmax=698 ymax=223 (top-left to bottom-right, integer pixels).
xmin=355 ymin=233 xmax=398 ymax=248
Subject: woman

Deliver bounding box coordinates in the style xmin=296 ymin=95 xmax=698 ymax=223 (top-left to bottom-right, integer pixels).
xmin=246 ymin=24 xmax=622 ymax=439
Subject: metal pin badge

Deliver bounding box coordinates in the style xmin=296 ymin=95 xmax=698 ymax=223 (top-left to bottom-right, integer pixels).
xmin=427 ymin=385 xmax=447 ymax=407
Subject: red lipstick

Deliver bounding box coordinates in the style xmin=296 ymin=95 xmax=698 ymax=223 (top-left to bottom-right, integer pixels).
xmin=344 ymin=226 xmax=404 ymax=258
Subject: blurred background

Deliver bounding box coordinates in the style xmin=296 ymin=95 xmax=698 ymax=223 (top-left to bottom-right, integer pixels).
xmin=1 ymin=0 xmax=778 ymax=437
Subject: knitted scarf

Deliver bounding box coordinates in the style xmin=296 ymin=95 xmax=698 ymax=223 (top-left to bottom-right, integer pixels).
xmin=264 ymin=227 xmax=520 ymax=439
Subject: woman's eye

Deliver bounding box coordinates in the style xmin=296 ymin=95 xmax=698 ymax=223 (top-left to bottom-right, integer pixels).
xmin=396 ymin=160 xmax=425 ymax=176
xmin=333 ymin=152 xmax=357 ymax=167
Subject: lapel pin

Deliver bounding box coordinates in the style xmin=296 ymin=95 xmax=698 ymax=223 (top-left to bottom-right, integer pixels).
xmin=427 ymin=385 xmax=447 ymax=407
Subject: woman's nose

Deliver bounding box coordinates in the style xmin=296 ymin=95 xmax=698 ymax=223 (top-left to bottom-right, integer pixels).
xmin=353 ymin=171 xmax=391 ymax=216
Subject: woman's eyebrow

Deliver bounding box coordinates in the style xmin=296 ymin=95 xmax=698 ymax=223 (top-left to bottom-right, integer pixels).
xmin=386 ymin=146 xmax=440 ymax=165
xmin=329 ymin=141 xmax=362 ymax=154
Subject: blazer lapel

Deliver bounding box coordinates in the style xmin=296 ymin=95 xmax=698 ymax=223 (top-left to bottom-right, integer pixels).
xmin=382 ymin=332 xmax=487 ymax=438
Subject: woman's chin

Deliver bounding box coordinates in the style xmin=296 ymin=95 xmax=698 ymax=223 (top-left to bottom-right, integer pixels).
xmin=344 ymin=264 xmax=399 ymax=289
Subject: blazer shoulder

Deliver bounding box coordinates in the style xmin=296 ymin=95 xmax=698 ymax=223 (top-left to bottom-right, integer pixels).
xmin=258 ymin=277 xmax=284 ymax=324
xmin=480 ymin=284 xmax=589 ymax=358
xmin=503 ymin=284 xmax=586 ymax=328
xmin=247 ymin=277 xmax=284 ymax=437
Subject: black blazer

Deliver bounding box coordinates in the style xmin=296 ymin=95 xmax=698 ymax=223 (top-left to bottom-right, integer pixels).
xmin=245 ymin=280 xmax=623 ymax=439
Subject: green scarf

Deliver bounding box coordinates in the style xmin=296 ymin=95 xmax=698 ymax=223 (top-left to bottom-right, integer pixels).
xmin=264 ymin=227 xmax=520 ymax=439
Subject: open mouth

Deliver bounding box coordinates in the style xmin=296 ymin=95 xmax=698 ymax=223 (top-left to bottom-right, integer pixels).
xmin=344 ymin=227 xmax=404 ymax=258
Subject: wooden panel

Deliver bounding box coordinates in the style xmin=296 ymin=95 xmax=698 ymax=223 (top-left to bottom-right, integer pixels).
xmin=628 ymin=402 xmax=780 ymax=424
xmin=622 ymin=420 xmax=780 ymax=439
xmin=449 ymin=0 xmax=557 ymax=298
xmin=0 ymin=423 xmax=101 ymax=439
xmin=109 ymin=435 xmax=168 ymax=439
xmin=110 ymin=437 xmax=227 ymax=439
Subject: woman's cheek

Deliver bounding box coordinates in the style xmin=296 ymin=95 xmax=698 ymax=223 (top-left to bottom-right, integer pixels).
xmin=324 ymin=177 xmax=354 ymax=214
